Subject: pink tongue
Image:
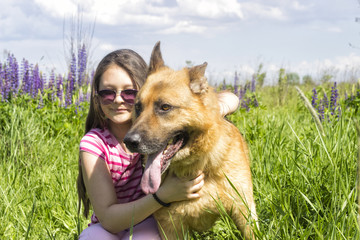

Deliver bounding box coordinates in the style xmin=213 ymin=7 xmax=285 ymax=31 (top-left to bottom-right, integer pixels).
xmin=141 ymin=147 xmax=165 ymax=194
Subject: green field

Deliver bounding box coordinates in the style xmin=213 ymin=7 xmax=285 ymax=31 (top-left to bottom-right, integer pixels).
xmin=0 ymin=81 xmax=359 ymax=239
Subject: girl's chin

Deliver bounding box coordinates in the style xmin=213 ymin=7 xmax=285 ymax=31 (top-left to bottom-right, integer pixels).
xmin=109 ymin=116 xmax=132 ymax=125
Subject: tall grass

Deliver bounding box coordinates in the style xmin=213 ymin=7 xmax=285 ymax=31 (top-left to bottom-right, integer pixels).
xmin=228 ymin=93 xmax=359 ymax=239
xmin=0 ymin=97 xmax=87 ymax=239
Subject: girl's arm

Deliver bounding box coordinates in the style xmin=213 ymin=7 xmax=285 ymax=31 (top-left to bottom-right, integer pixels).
xmin=80 ymin=151 xmax=204 ymax=233
xmin=217 ymin=91 xmax=240 ymax=116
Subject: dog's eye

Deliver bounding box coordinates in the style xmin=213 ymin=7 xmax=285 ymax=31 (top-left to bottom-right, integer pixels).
xmin=160 ymin=104 xmax=172 ymax=112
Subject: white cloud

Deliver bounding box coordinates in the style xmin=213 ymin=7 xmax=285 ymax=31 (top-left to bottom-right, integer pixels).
xmin=241 ymin=2 xmax=287 ymax=20
xmin=33 ymin=0 xmax=242 ymax=33
xmin=177 ymin=0 xmax=243 ymax=19
xmin=326 ymin=27 xmax=342 ymax=33
xmin=291 ymin=1 xmax=313 ymax=11
xmin=159 ymin=21 xmax=206 ymax=34
xmin=34 ymin=0 xmax=78 ymax=17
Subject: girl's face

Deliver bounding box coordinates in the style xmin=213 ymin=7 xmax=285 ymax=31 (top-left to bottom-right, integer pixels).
xmin=98 ymin=64 xmax=137 ymax=127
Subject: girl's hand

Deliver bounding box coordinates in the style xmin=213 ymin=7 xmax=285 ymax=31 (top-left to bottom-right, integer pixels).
xmin=155 ymin=171 xmax=204 ymax=204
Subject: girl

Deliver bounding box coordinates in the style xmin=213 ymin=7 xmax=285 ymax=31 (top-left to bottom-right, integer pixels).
xmin=77 ymin=48 xmax=239 ymax=240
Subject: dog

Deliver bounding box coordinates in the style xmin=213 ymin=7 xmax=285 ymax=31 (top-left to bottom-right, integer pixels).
xmin=124 ymin=42 xmax=257 ymax=239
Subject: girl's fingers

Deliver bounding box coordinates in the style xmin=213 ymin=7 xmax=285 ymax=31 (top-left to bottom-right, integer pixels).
xmin=187 ymin=192 xmax=201 ymax=199
xmin=191 ymin=173 xmax=204 ymax=185
xmin=188 ymin=176 xmax=204 ymax=195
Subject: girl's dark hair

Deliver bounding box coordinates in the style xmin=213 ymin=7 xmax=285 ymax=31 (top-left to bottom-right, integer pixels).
xmin=77 ymin=49 xmax=147 ymax=218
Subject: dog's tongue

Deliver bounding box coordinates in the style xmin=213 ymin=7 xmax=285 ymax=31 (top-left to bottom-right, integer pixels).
xmin=141 ymin=147 xmax=165 ymax=194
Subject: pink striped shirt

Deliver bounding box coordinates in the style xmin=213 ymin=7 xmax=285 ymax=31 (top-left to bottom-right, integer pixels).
xmin=79 ymin=128 xmax=144 ymax=224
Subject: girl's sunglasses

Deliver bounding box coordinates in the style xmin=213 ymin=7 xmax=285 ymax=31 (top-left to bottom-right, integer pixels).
xmin=97 ymin=89 xmax=138 ymax=105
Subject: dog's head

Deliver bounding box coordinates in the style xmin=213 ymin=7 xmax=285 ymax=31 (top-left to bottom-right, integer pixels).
xmin=124 ymin=41 xmax=220 ymax=194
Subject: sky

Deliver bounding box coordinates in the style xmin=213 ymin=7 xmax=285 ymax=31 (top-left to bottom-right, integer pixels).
xmin=1 ymin=0 xmax=360 ymax=86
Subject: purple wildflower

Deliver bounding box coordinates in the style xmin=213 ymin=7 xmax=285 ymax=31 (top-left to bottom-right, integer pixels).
xmin=77 ymin=44 xmax=87 ymax=87
xmin=234 ymin=71 xmax=239 ymax=96
xmin=322 ymin=93 xmax=329 ymax=109
xmin=56 ymin=74 xmax=63 ymax=102
xmin=252 ymin=95 xmax=259 ymax=107
xmin=250 ymin=74 xmax=256 ymax=92
xmin=238 ymin=85 xmax=244 ymax=100
xmin=311 ymin=88 xmax=318 ymax=109
xmin=0 ymin=61 xmax=3 ymax=101
xmin=21 ymin=59 xmax=31 ymax=95
xmin=8 ymin=54 xmax=19 ymax=98
xmin=330 ymin=82 xmax=339 ymax=116
xmin=65 ymin=53 xmax=76 ymax=107
xmin=48 ymin=70 xmax=56 ymax=101
xmin=241 ymin=97 xmax=251 ymax=112
xmin=31 ymin=64 xmax=40 ymax=98
xmin=2 ymin=61 xmax=10 ymax=100
xmin=318 ymin=99 xmax=325 ymax=121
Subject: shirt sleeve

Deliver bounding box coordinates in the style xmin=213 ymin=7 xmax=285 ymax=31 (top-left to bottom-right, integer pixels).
xmin=79 ymin=130 xmax=107 ymax=161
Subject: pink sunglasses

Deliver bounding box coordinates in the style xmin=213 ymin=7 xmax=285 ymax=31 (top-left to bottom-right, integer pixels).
xmin=97 ymin=89 xmax=138 ymax=105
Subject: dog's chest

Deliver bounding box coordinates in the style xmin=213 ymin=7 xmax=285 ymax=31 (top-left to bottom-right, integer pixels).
xmin=154 ymin=181 xmax=222 ymax=231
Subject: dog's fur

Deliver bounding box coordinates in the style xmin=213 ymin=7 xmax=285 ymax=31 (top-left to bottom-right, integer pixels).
xmin=124 ymin=42 xmax=257 ymax=239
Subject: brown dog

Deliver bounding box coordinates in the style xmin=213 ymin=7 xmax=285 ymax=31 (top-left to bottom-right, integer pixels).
xmin=124 ymin=42 xmax=257 ymax=239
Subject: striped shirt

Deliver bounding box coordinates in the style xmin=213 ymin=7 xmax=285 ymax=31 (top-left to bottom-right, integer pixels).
xmin=79 ymin=128 xmax=144 ymax=224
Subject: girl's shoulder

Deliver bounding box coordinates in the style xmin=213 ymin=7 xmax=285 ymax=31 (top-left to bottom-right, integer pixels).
xmin=84 ymin=127 xmax=114 ymax=139
xmin=80 ymin=128 xmax=111 ymax=146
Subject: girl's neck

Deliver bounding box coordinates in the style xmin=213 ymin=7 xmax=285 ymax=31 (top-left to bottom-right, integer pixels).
xmin=108 ymin=120 xmax=132 ymax=146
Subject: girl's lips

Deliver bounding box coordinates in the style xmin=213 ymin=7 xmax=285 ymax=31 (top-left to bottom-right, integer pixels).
xmin=113 ymin=108 xmax=129 ymax=113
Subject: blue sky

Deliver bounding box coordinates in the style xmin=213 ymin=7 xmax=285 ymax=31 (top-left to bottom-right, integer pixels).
xmin=1 ymin=0 xmax=360 ymax=85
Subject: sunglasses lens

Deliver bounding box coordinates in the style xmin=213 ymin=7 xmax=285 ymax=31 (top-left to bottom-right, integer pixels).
xmin=98 ymin=90 xmax=116 ymax=105
xmin=121 ymin=89 xmax=138 ymax=104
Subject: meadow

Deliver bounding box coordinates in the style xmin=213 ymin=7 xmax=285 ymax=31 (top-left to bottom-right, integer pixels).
xmin=0 ymin=51 xmax=360 ymax=239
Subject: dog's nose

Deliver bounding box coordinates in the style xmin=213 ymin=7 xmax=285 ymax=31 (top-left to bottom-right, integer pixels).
xmin=123 ymin=132 xmax=141 ymax=151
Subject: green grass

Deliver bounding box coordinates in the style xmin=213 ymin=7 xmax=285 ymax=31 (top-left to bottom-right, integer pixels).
xmin=0 ymin=85 xmax=359 ymax=239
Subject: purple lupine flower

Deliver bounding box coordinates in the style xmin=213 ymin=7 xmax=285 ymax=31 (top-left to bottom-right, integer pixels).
xmin=250 ymin=74 xmax=256 ymax=92
xmin=21 ymin=58 xmax=31 ymax=95
xmin=31 ymin=64 xmax=40 ymax=98
xmin=311 ymin=88 xmax=318 ymax=109
xmin=238 ymin=85 xmax=244 ymax=100
xmin=322 ymin=92 xmax=329 ymax=109
xmin=48 ymin=70 xmax=56 ymax=101
xmin=65 ymin=53 xmax=76 ymax=107
xmin=244 ymin=81 xmax=251 ymax=93
xmin=330 ymin=82 xmax=339 ymax=116
xmin=241 ymin=97 xmax=251 ymax=112
xmin=337 ymin=106 xmax=342 ymax=120
xmin=37 ymin=93 xmax=43 ymax=109
xmin=79 ymin=88 xmax=84 ymax=104
xmin=252 ymin=95 xmax=259 ymax=108
xmin=70 ymin=51 xmax=77 ymax=88
xmin=77 ymin=44 xmax=87 ymax=87
xmin=3 ymin=60 xmax=10 ymax=100
xmin=39 ymin=72 xmax=45 ymax=94
xmin=56 ymin=74 xmax=63 ymax=102
xmin=8 ymin=54 xmax=19 ymax=98
xmin=234 ymin=71 xmax=239 ymax=96
xmin=318 ymin=99 xmax=325 ymax=121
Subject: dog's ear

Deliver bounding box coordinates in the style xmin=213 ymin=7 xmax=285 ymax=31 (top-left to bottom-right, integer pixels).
xmin=148 ymin=41 xmax=165 ymax=75
xmin=189 ymin=62 xmax=208 ymax=94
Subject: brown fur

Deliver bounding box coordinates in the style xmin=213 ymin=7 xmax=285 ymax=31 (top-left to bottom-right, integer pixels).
xmin=126 ymin=42 xmax=257 ymax=239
